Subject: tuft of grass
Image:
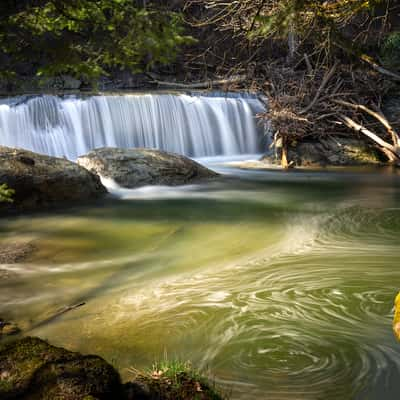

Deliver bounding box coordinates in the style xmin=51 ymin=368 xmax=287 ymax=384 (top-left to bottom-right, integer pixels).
xmin=128 ymin=359 xmax=228 ymax=400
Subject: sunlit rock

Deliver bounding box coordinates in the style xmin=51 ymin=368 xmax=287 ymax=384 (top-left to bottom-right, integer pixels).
xmin=77 ymin=147 xmax=218 ymax=188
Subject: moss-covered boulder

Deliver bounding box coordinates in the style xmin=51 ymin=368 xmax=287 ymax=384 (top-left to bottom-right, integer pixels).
xmin=0 ymin=146 xmax=107 ymax=215
xmin=0 ymin=338 xmax=225 ymax=400
xmin=263 ymin=136 xmax=382 ymax=167
xmin=0 ymin=337 xmax=122 ymax=399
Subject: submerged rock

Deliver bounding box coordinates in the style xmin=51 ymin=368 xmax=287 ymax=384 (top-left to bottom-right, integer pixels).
xmin=0 ymin=320 xmax=20 ymax=338
xmin=263 ymin=136 xmax=382 ymax=167
xmin=0 ymin=240 xmax=36 ymax=264
xmin=0 ymin=146 xmax=107 ymax=214
xmin=0 ymin=337 xmax=122 ymax=399
xmin=77 ymin=148 xmax=218 ymax=188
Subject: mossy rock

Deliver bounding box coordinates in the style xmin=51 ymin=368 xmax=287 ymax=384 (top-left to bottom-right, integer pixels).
xmin=0 ymin=337 xmax=122 ymax=399
xmin=0 ymin=146 xmax=107 ymax=215
xmin=263 ymin=136 xmax=383 ymax=167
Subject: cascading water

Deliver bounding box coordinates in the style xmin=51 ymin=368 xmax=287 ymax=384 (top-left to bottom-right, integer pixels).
xmin=0 ymin=93 xmax=266 ymax=160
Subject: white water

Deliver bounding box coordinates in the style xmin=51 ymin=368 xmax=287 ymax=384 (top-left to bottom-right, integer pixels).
xmin=0 ymin=93 xmax=265 ymax=160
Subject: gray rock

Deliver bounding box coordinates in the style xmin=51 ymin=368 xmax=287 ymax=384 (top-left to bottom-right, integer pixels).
xmin=0 ymin=146 xmax=107 ymax=214
xmin=77 ymin=147 xmax=218 ymax=188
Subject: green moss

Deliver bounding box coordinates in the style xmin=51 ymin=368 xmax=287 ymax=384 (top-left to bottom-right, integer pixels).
xmin=342 ymin=144 xmax=382 ymax=164
xmin=0 ymin=337 xmax=122 ymax=399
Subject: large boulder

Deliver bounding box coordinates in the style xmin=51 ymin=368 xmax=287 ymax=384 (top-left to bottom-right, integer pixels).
xmin=77 ymin=148 xmax=218 ymax=188
xmin=0 ymin=146 xmax=107 ymax=213
xmin=0 ymin=337 xmax=123 ymax=400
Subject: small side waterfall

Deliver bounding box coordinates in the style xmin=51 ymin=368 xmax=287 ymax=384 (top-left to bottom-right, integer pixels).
xmin=0 ymin=93 xmax=265 ymax=160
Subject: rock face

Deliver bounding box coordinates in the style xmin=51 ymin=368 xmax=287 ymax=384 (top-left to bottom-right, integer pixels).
xmin=263 ymin=136 xmax=382 ymax=167
xmin=77 ymin=148 xmax=218 ymax=188
xmin=0 ymin=337 xmax=122 ymax=400
xmin=0 ymin=146 xmax=107 ymax=213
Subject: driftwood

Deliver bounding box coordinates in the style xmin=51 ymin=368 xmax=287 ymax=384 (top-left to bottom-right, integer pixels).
xmin=340 ymin=114 xmax=400 ymax=163
xmin=333 ymin=99 xmax=400 ymax=147
xmin=27 ymin=302 xmax=86 ymax=332
xmin=151 ymin=75 xmax=247 ymax=89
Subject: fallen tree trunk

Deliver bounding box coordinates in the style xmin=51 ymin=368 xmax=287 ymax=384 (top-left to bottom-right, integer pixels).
xmin=340 ymin=114 xmax=400 ymax=163
xmin=333 ymin=99 xmax=400 ymax=147
xmin=150 ymin=75 xmax=247 ymax=89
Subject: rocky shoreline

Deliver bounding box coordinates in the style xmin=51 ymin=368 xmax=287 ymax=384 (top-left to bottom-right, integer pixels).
xmin=0 ymin=337 xmax=223 ymax=400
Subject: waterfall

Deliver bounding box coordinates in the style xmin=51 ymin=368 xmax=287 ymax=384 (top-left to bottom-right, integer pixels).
xmin=0 ymin=93 xmax=265 ymax=160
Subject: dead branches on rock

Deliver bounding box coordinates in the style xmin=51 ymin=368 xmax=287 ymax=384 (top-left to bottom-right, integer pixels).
xmin=259 ymin=60 xmax=400 ymax=167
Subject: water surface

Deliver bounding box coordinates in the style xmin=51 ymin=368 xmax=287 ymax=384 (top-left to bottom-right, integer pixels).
xmin=1 ymin=163 xmax=400 ymax=400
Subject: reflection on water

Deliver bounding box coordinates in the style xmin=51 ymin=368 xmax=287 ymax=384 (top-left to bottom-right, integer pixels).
xmin=1 ymin=164 xmax=400 ymax=400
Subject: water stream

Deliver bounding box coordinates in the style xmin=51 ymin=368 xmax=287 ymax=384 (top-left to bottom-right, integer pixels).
xmin=1 ymin=163 xmax=400 ymax=400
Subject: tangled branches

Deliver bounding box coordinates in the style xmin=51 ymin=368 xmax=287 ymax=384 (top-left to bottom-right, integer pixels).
xmin=258 ymin=59 xmax=400 ymax=167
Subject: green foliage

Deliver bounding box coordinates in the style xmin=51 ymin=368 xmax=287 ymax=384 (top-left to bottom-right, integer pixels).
xmin=0 ymin=184 xmax=14 ymax=203
xmin=381 ymin=31 xmax=400 ymax=71
xmin=0 ymin=0 xmax=193 ymax=82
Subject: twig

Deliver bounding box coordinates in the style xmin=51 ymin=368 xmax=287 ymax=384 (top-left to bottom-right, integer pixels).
xmin=27 ymin=302 xmax=86 ymax=332
xmin=300 ymin=60 xmax=339 ymax=114
xmin=360 ymin=54 xmax=400 ymax=82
